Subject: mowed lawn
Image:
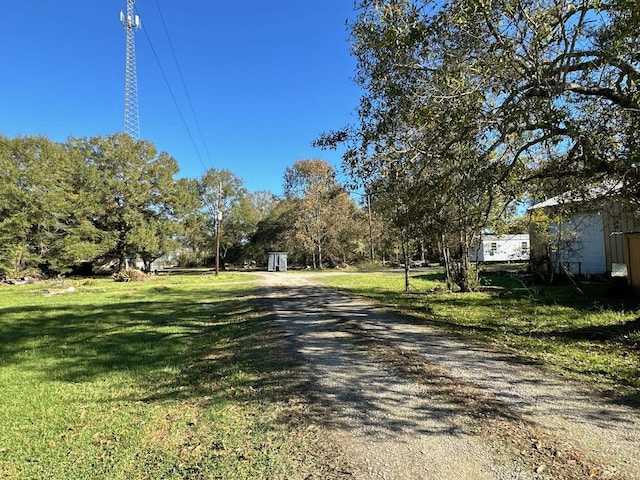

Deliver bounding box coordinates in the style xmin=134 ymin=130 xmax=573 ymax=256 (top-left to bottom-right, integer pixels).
xmin=0 ymin=273 xmax=344 ymax=480
xmin=314 ymin=269 xmax=640 ymax=406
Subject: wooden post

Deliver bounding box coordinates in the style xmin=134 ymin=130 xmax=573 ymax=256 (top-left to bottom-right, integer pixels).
xmin=625 ymin=233 xmax=640 ymax=292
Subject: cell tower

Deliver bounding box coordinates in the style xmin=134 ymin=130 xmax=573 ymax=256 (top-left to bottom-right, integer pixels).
xmin=121 ymin=0 xmax=141 ymax=140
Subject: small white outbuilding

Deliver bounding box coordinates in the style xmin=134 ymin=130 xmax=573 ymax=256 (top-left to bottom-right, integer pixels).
xmin=471 ymin=234 xmax=530 ymax=262
xmin=267 ymin=252 xmax=288 ymax=272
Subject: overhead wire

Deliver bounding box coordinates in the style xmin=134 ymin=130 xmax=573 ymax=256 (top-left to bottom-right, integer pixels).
xmin=153 ymin=0 xmax=214 ymax=166
xmin=134 ymin=4 xmax=209 ymax=172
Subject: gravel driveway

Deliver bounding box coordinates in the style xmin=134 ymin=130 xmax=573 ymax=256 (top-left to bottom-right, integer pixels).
xmin=260 ymin=272 xmax=640 ymax=480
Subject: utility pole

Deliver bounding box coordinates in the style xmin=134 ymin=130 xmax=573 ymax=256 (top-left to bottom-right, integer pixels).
xmin=215 ymin=183 xmax=222 ymax=276
xmin=121 ymin=0 xmax=141 ymax=140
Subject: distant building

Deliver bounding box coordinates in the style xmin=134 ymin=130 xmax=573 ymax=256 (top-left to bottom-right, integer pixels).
xmin=471 ymin=234 xmax=530 ymax=263
xmin=268 ymin=252 xmax=288 ymax=272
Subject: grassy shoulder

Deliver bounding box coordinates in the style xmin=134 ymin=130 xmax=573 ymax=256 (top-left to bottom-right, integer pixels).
xmin=312 ymin=269 xmax=640 ymax=406
xmin=0 ymin=272 xmax=349 ymax=479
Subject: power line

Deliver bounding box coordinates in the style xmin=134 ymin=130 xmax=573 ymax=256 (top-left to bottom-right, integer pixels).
xmin=153 ymin=0 xmax=214 ymax=166
xmin=134 ymin=4 xmax=209 ymax=172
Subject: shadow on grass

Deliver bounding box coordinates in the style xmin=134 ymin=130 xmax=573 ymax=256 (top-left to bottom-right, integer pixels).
xmin=415 ymin=270 xmax=640 ymax=310
xmin=412 ymin=271 xmax=447 ymax=283
xmin=142 ymin=306 xmax=307 ymax=407
xmin=0 ymin=284 xmax=306 ymax=408
xmin=535 ymin=317 xmax=640 ymax=345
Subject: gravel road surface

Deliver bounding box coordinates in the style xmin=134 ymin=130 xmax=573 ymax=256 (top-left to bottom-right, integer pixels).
xmin=261 ymin=272 xmax=640 ymax=480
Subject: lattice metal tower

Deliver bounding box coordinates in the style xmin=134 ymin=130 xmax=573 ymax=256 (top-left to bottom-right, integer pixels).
xmin=121 ymin=0 xmax=141 ymax=140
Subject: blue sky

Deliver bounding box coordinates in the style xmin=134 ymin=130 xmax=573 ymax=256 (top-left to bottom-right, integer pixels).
xmin=1 ymin=1 xmax=361 ymax=196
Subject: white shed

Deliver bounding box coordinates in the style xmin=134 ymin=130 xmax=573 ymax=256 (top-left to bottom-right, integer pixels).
xmin=545 ymin=213 xmax=607 ymax=275
xmin=268 ymin=252 xmax=288 ymax=272
xmin=529 ymin=186 xmax=640 ymax=276
xmin=471 ymin=234 xmax=530 ymax=262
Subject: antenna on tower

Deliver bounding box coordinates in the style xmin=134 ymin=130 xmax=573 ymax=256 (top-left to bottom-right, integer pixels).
xmin=121 ymin=0 xmax=141 ymax=140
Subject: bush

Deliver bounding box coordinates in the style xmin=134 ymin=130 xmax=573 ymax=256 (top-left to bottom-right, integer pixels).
xmin=112 ymin=269 xmax=149 ymax=282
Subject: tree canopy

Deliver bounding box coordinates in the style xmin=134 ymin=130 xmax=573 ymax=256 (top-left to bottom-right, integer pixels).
xmin=284 ymin=159 xmax=365 ymax=268
xmin=0 ymin=135 xmax=113 ymax=276
xmin=70 ymin=133 xmax=190 ymax=271
xmin=0 ymin=134 xmax=194 ymax=276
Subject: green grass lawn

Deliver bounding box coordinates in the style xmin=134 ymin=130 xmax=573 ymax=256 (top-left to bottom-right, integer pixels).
xmin=314 ymin=269 xmax=640 ymax=406
xmin=0 ymin=272 xmax=345 ymax=479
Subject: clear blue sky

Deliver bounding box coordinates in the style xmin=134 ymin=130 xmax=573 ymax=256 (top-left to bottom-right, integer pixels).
xmin=1 ymin=1 xmax=361 ymax=196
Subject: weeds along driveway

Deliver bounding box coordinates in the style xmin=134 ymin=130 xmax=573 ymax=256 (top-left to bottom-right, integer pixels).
xmin=260 ymin=272 xmax=640 ymax=480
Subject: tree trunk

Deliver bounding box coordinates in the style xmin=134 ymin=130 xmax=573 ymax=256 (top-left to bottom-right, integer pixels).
xmin=451 ymin=231 xmax=478 ymax=293
xmin=118 ymin=254 xmax=128 ymax=272
xmin=404 ymin=257 xmax=410 ymax=293
xmin=367 ymin=193 xmax=375 ymax=261
xmin=401 ymin=229 xmax=410 ymax=293
xmin=441 ymin=234 xmax=454 ymax=291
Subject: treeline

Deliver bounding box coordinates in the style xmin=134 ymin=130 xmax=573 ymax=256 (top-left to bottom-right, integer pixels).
xmin=0 ymin=134 xmax=398 ymax=278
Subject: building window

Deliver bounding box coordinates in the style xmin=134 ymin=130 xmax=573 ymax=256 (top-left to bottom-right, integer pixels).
xmin=489 ymin=242 xmax=497 ymax=255
xmin=521 ymin=242 xmax=529 ymax=254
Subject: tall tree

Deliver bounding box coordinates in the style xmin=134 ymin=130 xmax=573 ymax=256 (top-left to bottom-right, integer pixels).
xmin=175 ymin=178 xmax=209 ymax=267
xmin=130 ymin=177 xmax=200 ymax=272
xmin=284 ymin=159 xmax=362 ymax=268
xmin=248 ymin=198 xmax=298 ymax=261
xmin=72 ymin=133 xmax=183 ymax=271
xmin=224 ymin=190 xmax=278 ymax=264
xmin=0 ymin=135 xmax=110 ymax=276
xmin=442 ymin=0 xmax=640 ymax=204
xmin=318 ymin=1 xmax=507 ymax=290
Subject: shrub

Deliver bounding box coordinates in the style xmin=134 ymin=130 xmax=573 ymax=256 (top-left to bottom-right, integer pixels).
xmin=112 ymin=269 xmax=149 ymax=282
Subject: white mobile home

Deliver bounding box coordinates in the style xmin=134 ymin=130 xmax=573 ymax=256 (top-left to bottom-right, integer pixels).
xmin=471 ymin=234 xmax=530 ymax=262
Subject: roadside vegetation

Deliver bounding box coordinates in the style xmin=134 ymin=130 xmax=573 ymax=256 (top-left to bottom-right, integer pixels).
xmin=0 ymin=272 xmax=349 ymax=479
xmin=313 ymin=269 xmax=640 ymax=407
